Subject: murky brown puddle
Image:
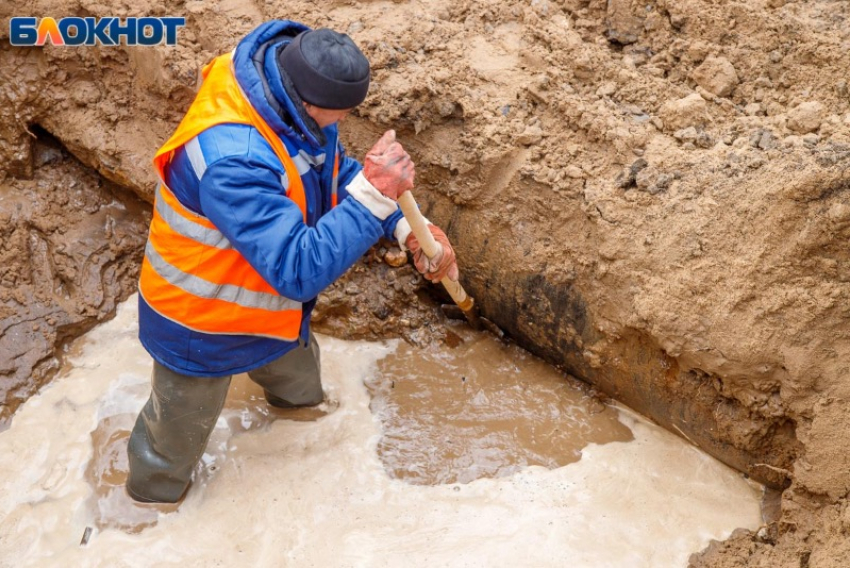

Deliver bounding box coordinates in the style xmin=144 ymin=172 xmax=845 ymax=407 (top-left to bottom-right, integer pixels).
xmin=366 ymin=325 xmax=633 ymax=485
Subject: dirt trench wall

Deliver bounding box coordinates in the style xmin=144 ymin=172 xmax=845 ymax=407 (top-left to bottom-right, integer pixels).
xmin=3 ymin=0 xmax=850 ymax=564
xmin=0 ymin=134 xmax=150 ymax=426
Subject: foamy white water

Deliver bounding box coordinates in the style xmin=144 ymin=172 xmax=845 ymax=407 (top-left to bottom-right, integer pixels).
xmin=0 ymin=296 xmax=762 ymax=567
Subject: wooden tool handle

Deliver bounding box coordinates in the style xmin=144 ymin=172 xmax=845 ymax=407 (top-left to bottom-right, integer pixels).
xmin=397 ymin=191 xmax=474 ymax=312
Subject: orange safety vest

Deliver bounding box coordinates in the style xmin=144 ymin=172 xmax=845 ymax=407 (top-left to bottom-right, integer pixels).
xmin=139 ymin=52 xmax=337 ymax=341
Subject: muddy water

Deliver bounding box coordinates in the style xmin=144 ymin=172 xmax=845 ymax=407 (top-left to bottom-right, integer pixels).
xmin=368 ymin=327 xmax=632 ymax=485
xmin=0 ymin=296 xmax=763 ymax=567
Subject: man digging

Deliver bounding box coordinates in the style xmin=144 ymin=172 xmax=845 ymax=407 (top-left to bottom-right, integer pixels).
xmin=127 ymin=20 xmax=458 ymax=503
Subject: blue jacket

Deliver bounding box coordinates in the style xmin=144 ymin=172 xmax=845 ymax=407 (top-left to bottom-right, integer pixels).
xmin=139 ymin=21 xmax=404 ymax=377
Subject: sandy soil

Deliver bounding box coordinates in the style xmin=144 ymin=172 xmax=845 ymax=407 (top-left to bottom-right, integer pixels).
xmin=2 ymin=0 xmax=850 ymax=565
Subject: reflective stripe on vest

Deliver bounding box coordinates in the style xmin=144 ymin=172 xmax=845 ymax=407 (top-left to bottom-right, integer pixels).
xmin=139 ymin=52 xmax=324 ymax=341
xmin=331 ymin=152 xmax=340 ymax=208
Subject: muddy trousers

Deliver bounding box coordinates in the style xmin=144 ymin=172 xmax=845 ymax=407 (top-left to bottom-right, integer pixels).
xmin=126 ymin=335 xmax=322 ymax=503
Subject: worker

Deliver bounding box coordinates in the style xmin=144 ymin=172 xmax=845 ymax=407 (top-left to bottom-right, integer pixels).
xmin=126 ymin=20 xmax=458 ymax=504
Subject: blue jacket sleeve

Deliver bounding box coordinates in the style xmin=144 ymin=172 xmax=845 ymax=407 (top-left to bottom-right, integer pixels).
xmin=199 ymin=153 xmax=386 ymax=302
xmin=336 ymin=140 xmax=404 ymax=241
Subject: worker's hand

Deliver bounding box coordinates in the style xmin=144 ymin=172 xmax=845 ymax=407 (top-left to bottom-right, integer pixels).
xmin=405 ymin=225 xmax=459 ymax=282
xmin=363 ymin=130 xmax=415 ymax=201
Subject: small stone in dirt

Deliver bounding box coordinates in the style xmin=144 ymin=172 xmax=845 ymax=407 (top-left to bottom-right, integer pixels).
xmin=564 ymin=165 xmax=584 ymax=179
xmin=436 ymin=100 xmax=456 ymax=118
xmin=691 ymin=56 xmax=739 ymax=98
xmin=531 ymin=0 xmax=550 ymax=15
xmin=744 ymin=103 xmax=763 ymax=116
xmin=757 ymin=130 xmax=777 ymax=150
xmin=635 ymin=167 xmax=655 ymax=190
xmin=674 ymin=126 xmax=698 ymax=142
xmin=658 ymin=93 xmax=708 ymax=131
xmin=384 ymin=250 xmax=408 ymax=268
xmin=344 ymin=284 xmax=361 ymax=295
xmin=787 ymin=101 xmax=825 ymax=134
xmin=372 ymin=305 xmax=391 ymax=321
xmin=696 ymin=131 xmax=714 ymax=148
xmin=596 ymin=82 xmax=617 ymax=97
xmin=615 ymin=158 xmax=648 ymax=189
xmin=605 ymin=0 xmax=644 ymax=45
xmin=783 ymin=135 xmax=802 ymax=148
xmin=517 ymin=124 xmax=544 ymax=146
xmin=748 ymin=131 xmax=762 ymax=147
xmin=802 ymin=133 xmax=820 ymax=147
xmin=649 ymin=173 xmax=674 ymax=194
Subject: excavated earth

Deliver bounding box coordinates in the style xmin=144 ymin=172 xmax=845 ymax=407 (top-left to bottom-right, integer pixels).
xmin=2 ymin=0 xmax=850 ymax=565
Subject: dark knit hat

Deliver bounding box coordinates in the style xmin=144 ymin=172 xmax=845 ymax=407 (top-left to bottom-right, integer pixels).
xmin=278 ymin=29 xmax=370 ymax=110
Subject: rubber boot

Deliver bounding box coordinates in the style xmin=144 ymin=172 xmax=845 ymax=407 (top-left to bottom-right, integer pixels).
xmin=126 ymin=362 xmax=232 ymax=503
xmin=248 ymin=332 xmax=323 ymax=408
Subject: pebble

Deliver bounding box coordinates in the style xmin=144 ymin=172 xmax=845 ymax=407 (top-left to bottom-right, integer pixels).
xmin=783 ymin=135 xmax=802 ymax=148
xmin=757 ymin=130 xmax=777 ymax=150
xmin=384 ymin=250 xmax=408 ymax=268
xmin=635 ymin=168 xmax=654 ymax=190
xmin=651 ymin=173 xmax=674 ymax=194
xmin=787 ymin=101 xmax=825 ymax=134
xmin=615 ymin=158 xmax=648 ymax=188
xmin=691 ymin=56 xmax=739 ymax=98
xmin=694 ymin=132 xmax=712 ymax=148
xmin=565 ymin=165 xmax=584 ymax=179
xmin=345 ymin=284 xmax=361 ymax=295
xmin=658 ymin=93 xmax=708 ymax=130
xmin=517 ymin=124 xmax=544 ymax=146
xmin=674 ymin=126 xmax=698 ymax=142
xmin=596 ymin=82 xmax=617 ymax=97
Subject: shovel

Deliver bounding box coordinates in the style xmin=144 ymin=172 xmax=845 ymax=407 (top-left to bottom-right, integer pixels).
xmin=397 ymin=191 xmax=504 ymax=339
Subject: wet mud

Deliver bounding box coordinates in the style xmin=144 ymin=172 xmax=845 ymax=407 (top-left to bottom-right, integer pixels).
xmin=0 ymin=299 xmax=763 ymax=566
xmin=367 ymin=323 xmax=632 ymax=485
xmin=0 ymin=134 xmax=149 ymax=429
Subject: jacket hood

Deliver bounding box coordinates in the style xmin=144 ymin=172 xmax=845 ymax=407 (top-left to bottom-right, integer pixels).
xmin=233 ymin=20 xmax=333 ymax=149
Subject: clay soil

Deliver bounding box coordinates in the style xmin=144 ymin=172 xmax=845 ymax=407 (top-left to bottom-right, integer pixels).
xmin=3 ymin=0 xmax=850 ymax=565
